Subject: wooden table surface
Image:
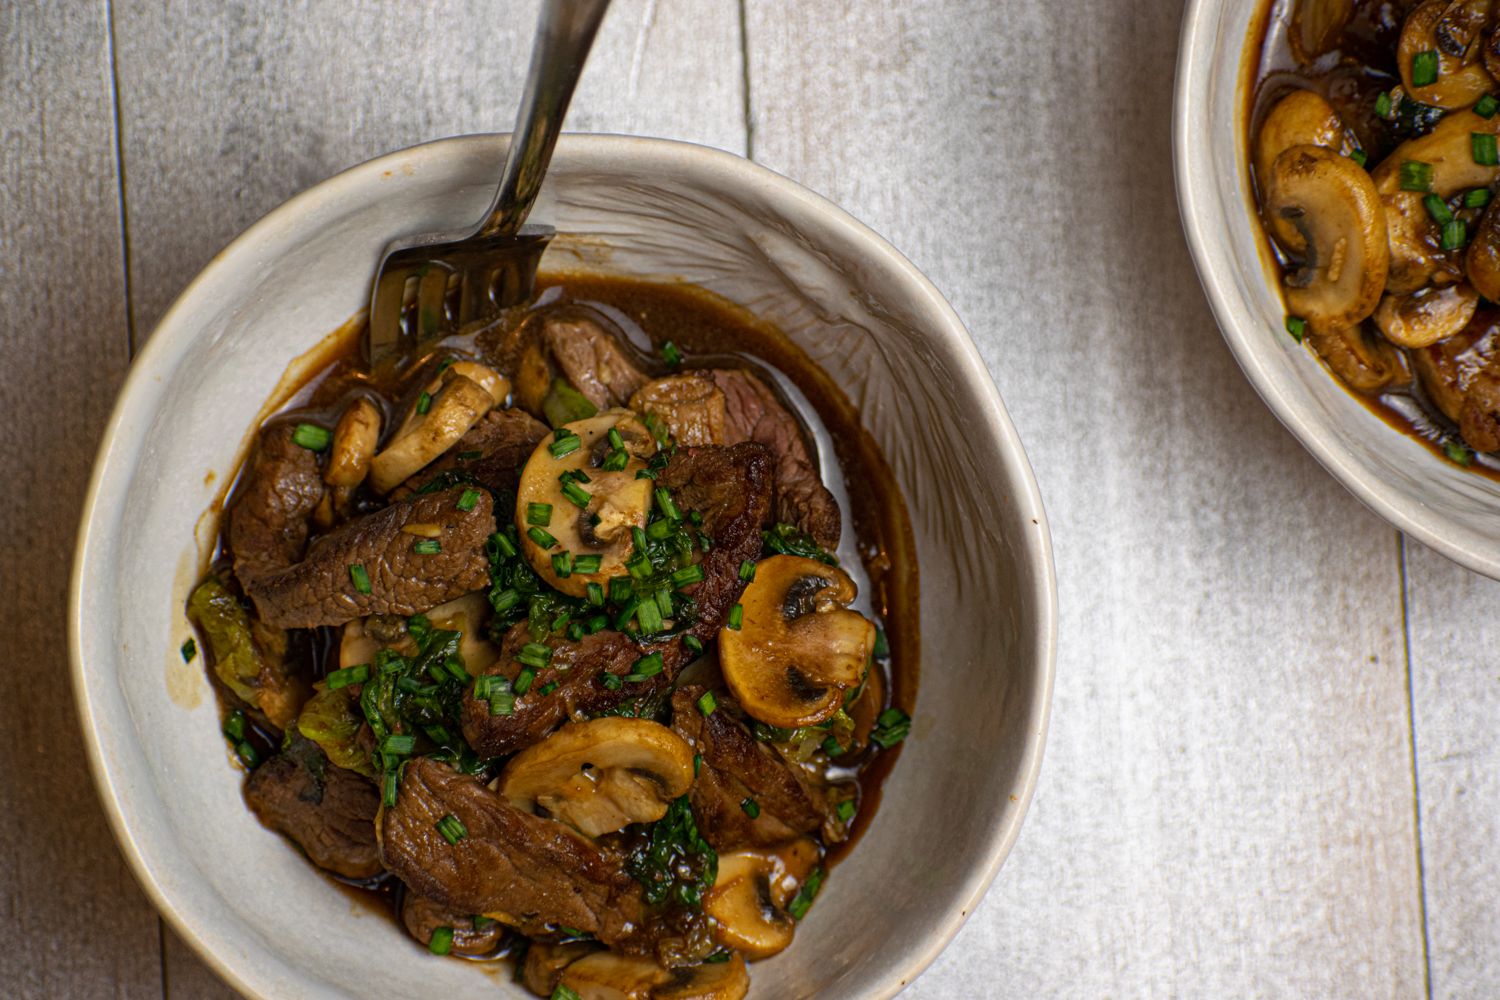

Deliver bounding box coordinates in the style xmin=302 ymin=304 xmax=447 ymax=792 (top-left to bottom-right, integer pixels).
xmin=5 ymin=1 xmax=1497 ymax=997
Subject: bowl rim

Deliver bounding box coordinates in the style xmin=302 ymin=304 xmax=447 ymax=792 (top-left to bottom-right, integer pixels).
xmin=68 ymin=132 xmax=1058 ymax=999
xmin=1173 ymin=0 xmax=1500 ymax=580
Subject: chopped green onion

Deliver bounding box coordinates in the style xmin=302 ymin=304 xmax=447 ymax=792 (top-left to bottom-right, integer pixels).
xmin=552 ymin=551 xmax=573 ymax=578
xmin=292 ymin=423 xmax=330 ymax=451
xmin=693 ymin=754 xmax=702 ymax=777
xmin=601 ymin=449 xmax=629 ymax=472
xmin=234 ymin=741 xmax=260 ymax=767
xmin=1475 ymin=132 xmax=1499 ymax=167
xmin=602 ymin=672 xmax=623 ymax=690
xmin=609 ymin=576 xmax=634 ymax=602
xmin=585 ymin=582 xmax=605 ymax=606
xmin=551 ymin=986 xmax=584 ymax=1000
xmin=383 ymin=769 xmax=400 ymax=807
xmin=491 ymin=531 xmax=517 ymax=558
xmin=472 ymin=914 xmax=496 ymax=930
xmin=538 ymin=680 xmax=559 ymax=696
xmin=633 ymin=652 xmax=664 ymax=680
xmin=428 ymin=926 xmax=454 ymax=956
xmin=646 ymin=518 xmax=676 ymax=541
xmin=788 ymin=867 xmax=824 ymax=919
xmin=607 ymin=427 xmax=625 ymax=451
xmin=1412 ymin=50 xmax=1440 ymax=88
xmin=382 ymin=733 xmax=416 ymax=755
xmin=837 ymin=799 xmax=857 ymax=822
xmin=873 ymin=626 xmax=890 ymax=659
xmin=1348 ymin=149 xmax=1367 ymax=168
xmin=613 ymin=597 xmax=641 ymax=631
xmin=527 ymin=526 xmax=559 ymax=549
xmin=325 ymin=663 xmax=371 ymax=690
xmin=1375 ymin=90 xmax=1393 ymax=118
xmin=549 ymin=433 xmax=582 ymax=459
xmin=1400 ymin=159 xmax=1435 ymax=192
xmin=697 ymin=690 xmax=718 ymax=716
xmin=871 ymin=708 xmax=912 ymax=748
xmin=635 ymin=468 xmax=657 ymax=480
xmin=740 ymin=797 xmax=761 ymax=819
xmin=561 ymin=480 xmax=592 ymax=508
xmin=1425 ymin=194 xmax=1455 ymax=225
xmin=1480 ymin=94 xmax=1500 ymax=118
xmin=1284 ymin=315 xmax=1307 ymax=343
xmin=349 ymin=564 xmax=372 ymax=594
xmin=636 ymin=598 xmax=664 ymax=633
xmin=822 ymin=734 xmax=843 ymax=756
xmin=654 ymin=487 xmax=681 ymax=521
xmin=222 ymin=710 xmax=247 ymax=742
xmin=1467 ymin=187 xmax=1493 ymax=208
xmin=1445 ymin=439 xmax=1475 ymax=465
xmin=671 ymin=564 xmax=705 ymax=588
xmin=573 ymin=553 xmax=602 ymax=575
xmin=526 ymin=502 xmax=553 ymax=526
xmin=683 ymin=635 xmax=703 ymax=655
xmin=457 ymin=489 xmax=481 ymax=512
xmin=661 ymin=341 xmax=682 ymax=366
xmin=416 ymin=391 xmax=432 ymax=415
xmin=180 ymin=637 xmax=197 ymax=663
xmin=517 ymin=643 xmax=553 ymax=670
xmin=514 ymin=667 xmax=536 ymax=695
xmin=436 ymin=814 xmax=468 ymax=845
xmin=491 ymin=588 xmax=521 ymax=614
xmin=738 ymin=559 xmax=757 ymax=582
xmin=412 ymin=538 xmax=442 ymax=555
xmin=726 ymin=604 xmax=743 ymax=630
xmin=1442 ymin=218 xmax=1469 ymax=250
xmin=567 ymin=622 xmax=586 ymax=641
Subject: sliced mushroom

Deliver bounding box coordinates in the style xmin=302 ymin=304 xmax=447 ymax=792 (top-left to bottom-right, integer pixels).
xmin=523 ymin=940 xmax=600 ymax=997
xmin=1290 ymin=0 xmax=1353 ymax=61
xmin=1255 ymin=91 xmax=1351 ymax=252
xmin=497 ymin=717 xmax=695 ymax=837
xmin=557 ymin=952 xmax=749 ymax=1000
xmin=1467 ymin=195 xmax=1500 ymax=297
xmin=368 ymin=371 xmax=496 ymax=493
xmin=424 ymin=591 xmax=499 ymax=672
xmin=515 ymin=410 xmax=657 ymax=597
xmin=1374 ymin=282 xmax=1480 ymax=347
xmin=1307 ymin=326 xmax=1408 ymax=395
xmin=1374 ymin=110 xmax=1500 ymax=293
xmin=719 ymin=555 xmax=876 ymax=729
xmin=1266 ymin=145 xmax=1388 ymax=333
xmin=326 ymin=397 xmax=382 ymax=488
xmin=338 ymin=617 xmax=381 ymax=673
xmin=1399 ymin=0 xmax=1495 ymax=109
xmin=702 ymin=838 xmax=819 ymax=960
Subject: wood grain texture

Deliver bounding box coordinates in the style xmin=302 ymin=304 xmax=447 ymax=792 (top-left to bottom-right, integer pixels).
xmin=744 ymin=2 xmax=1426 ymax=996
xmin=1405 ymin=538 xmax=1500 ymax=999
xmin=0 ymin=2 xmax=165 ymax=998
xmin=111 ymin=0 xmax=746 ymax=341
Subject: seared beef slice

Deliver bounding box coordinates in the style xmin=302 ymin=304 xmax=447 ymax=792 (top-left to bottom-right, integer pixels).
xmin=229 ymin=422 xmax=325 ymax=584
xmin=244 ymin=739 xmax=381 ymax=879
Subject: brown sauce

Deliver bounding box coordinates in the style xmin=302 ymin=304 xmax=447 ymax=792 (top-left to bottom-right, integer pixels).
xmin=198 ymin=270 xmax=920 ymax=972
xmin=1245 ymin=0 xmax=1500 ymax=480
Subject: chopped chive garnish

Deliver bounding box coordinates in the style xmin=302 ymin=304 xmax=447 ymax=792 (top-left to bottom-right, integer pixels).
xmin=646 ymin=518 xmax=675 ymax=541
xmin=1411 ymin=50 xmax=1439 ymax=88
xmin=234 ymin=741 xmax=260 ymax=767
xmin=602 ymin=672 xmax=623 ymax=690
xmin=325 ymin=663 xmax=371 ymax=690
xmin=180 ymin=637 xmax=197 ymax=663
xmin=837 ymin=799 xmax=857 ymax=822
xmin=609 ymin=576 xmax=634 ymax=602
xmin=871 ymin=707 xmax=913 ymax=748
xmin=573 ymin=553 xmax=602 ymax=574
xmin=412 ymin=538 xmax=442 ymax=554
xmin=549 ymin=433 xmax=581 ymax=459
xmin=416 ymin=391 xmax=432 ymax=415
xmin=383 ymin=769 xmax=400 ymax=807
xmin=551 ymin=986 xmax=584 ymax=1000
xmin=472 ymin=914 xmax=496 ymax=930
xmin=222 ymin=710 xmax=247 ymax=742
xmin=585 ymin=581 xmax=605 ymax=606
xmin=491 ymin=531 xmax=517 ymax=558
xmin=788 ymin=867 xmax=824 ymax=919
xmin=527 ymin=526 xmax=559 ymax=549
xmin=683 ymin=634 xmax=703 ymax=655
xmin=349 ymin=563 xmax=372 ymax=594
xmin=538 ymin=681 xmax=559 ymax=696
xmin=671 ymin=564 xmax=705 ymax=588
xmin=567 ymin=621 xmax=586 ymax=640
xmin=1445 ymin=439 xmax=1475 ymax=465
xmin=526 ymin=502 xmax=553 ymax=526
xmin=552 ymin=551 xmax=573 ymax=578
xmin=561 ymin=479 xmax=592 ymax=508
xmin=1425 ymin=193 xmax=1454 ymax=225
xmin=697 ymin=690 xmax=718 ymax=716
xmin=382 ymin=733 xmax=416 ymax=755
xmin=740 ymin=797 xmax=761 ymax=819
xmin=1467 ymin=187 xmax=1493 ymax=208
xmin=1348 ymin=149 xmax=1367 ymax=168
xmin=738 ymin=559 xmax=757 ymax=582
xmin=635 ymin=468 xmax=657 ymax=480
xmin=1285 ymin=315 xmax=1307 ymax=343
xmin=586 ymin=614 xmax=608 ymax=634
xmin=514 ymin=667 xmax=536 ymax=695
xmin=726 ymin=603 xmax=743 ymax=630
xmin=822 ymin=734 xmax=843 ymax=756
xmin=1442 ymin=218 xmax=1469 ymax=250
xmin=661 ymin=341 xmax=682 ymax=366
xmin=1400 ymin=159 xmax=1434 ymax=192
xmin=607 ymin=427 xmax=625 ymax=451
xmin=517 ymin=643 xmax=552 ymax=670
xmin=457 ymin=488 xmax=481 ymax=512
xmin=601 ymin=449 xmax=629 ymax=472
xmin=654 ymin=487 xmax=681 ymax=521
xmin=693 ymin=754 xmax=702 ymax=777
xmin=873 ymin=626 xmax=890 ymax=659
xmin=424 ymin=926 xmax=453 ymax=956
xmin=491 ymin=588 xmax=521 ymax=613
xmin=613 ymin=597 xmax=641 ymax=631
xmin=1480 ymin=94 xmax=1500 ymax=118
xmin=292 ymin=422 xmax=330 ymax=451
xmin=1375 ymin=90 xmax=1393 ymax=118
xmin=1475 ymin=132 xmax=1499 ymax=167
xmin=436 ymin=814 xmax=468 ymax=844
xmin=636 ymin=598 xmax=664 ymax=633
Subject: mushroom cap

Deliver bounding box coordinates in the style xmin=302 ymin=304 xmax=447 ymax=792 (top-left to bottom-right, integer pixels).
xmin=1374 ymin=283 xmax=1480 ymax=348
xmin=1398 ymin=0 xmax=1495 ymax=109
xmin=496 ymin=717 xmax=695 ymax=838
xmin=1290 ymin=0 xmax=1352 ymax=62
xmin=368 ymin=371 xmax=496 ymax=493
xmin=1468 ymin=198 xmax=1500 ymax=300
xmin=515 ymin=410 xmax=657 ymax=598
xmin=557 ymin=952 xmax=750 ymax=1000
xmin=1306 ymin=326 xmax=1407 ymax=396
xmin=719 ymin=555 xmax=876 ymax=729
xmin=1373 ymin=110 xmax=1500 ymax=293
xmin=1266 ymin=144 xmax=1389 ymax=333
xmin=325 ymin=397 xmax=382 ymax=488
xmin=1255 ymin=90 xmax=1349 ymax=252
xmin=702 ymin=838 xmax=819 ymax=960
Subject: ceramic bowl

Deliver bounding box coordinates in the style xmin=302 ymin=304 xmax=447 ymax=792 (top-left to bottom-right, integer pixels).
xmin=70 ymin=134 xmax=1056 ymax=999
xmin=1176 ymin=1 xmax=1500 ymax=578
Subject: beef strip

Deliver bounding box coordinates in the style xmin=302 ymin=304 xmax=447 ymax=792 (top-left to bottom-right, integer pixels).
xmin=229 ymin=421 xmax=326 ymax=584
xmin=669 ymin=686 xmax=826 ymax=851
xmin=628 ymin=373 xmax=727 ymax=447
xmin=400 ymin=891 xmax=508 ymax=956
xmin=243 ymin=487 xmax=494 ymax=629
xmin=544 ymin=316 xmax=650 ymax=409
xmin=709 ymin=369 xmax=841 ymax=549
xmin=379 ymin=757 xmax=645 ymax=946
xmin=244 ymin=735 xmax=382 ymax=879
xmin=460 ymin=443 xmax=773 ymax=757
xmin=392 ymin=407 xmax=548 ymax=500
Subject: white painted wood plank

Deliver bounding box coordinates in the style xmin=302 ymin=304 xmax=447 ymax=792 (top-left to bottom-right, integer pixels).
xmin=112 ymin=0 xmax=745 ymax=339
xmin=1406 ymin=539 xmax=1500 ymax=999
xmin=0 ymin=2 xmax=165 ymax=998
xmin=746 ymin=1 xmax=1425 ymax=996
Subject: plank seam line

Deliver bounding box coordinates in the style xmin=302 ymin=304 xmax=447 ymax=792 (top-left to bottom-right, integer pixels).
xmin=1398 ymin=533 xmax=1434 ymax=999
xmin=736 ymin=0 xmax=754 ymax=159
xmin=104 ymin=0 xmax=138 ymax=358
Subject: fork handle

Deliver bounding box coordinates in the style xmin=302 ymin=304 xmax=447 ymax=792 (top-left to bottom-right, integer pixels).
xmin=479 ymin=0 xmax=612 ymax=237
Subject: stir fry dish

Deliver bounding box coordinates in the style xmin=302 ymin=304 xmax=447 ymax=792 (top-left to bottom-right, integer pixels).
xmin=184 ymin=275 xmax=916 ymax=998
xmin=1249 ymin=0 xmax=1500 ymax=471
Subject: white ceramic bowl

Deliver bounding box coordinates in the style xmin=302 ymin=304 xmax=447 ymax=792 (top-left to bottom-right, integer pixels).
xmin=1176 ymin=1 xmax=1500 ymax=578
xmin=70 ymin=135 xmax=1055 ymax=999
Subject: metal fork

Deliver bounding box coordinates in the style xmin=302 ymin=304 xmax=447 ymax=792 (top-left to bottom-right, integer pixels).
xmin=365 ymin=0 xmax=613 ymax=374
